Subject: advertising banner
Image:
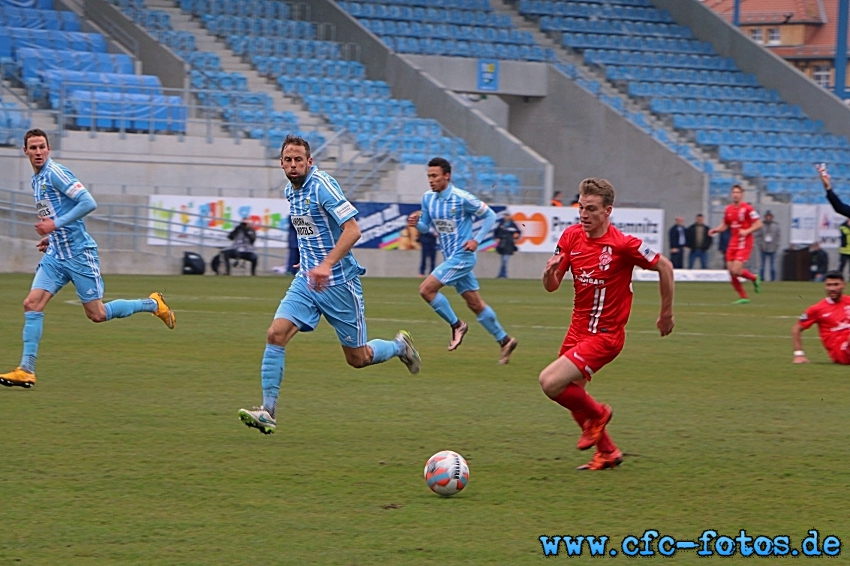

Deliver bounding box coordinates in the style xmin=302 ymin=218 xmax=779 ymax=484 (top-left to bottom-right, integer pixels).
xmin=148 ymin=197 xmax=662 ymax=253
xmin=789 ymin=205 xmax=845 ymax=248
xmin=148 ymin=195 xmax=291 ymax=247
xmin=506 ymin=206 xmax=665 ymax=253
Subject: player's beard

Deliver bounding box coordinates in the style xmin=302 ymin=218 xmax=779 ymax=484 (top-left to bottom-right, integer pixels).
xmin=287 ymin=172 xmax=307 ymax=188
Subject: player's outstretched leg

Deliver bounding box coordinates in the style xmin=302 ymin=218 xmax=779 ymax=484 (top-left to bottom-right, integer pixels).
xmin=147 ymin=292 xmax=176 ymax=328
xmin=753 ymin=274 xmax=762 ymax=294
xmin=365 ymin=332 xmax=421 ymax=374
xmin=104 ymin=296 xmax=158 ymax=321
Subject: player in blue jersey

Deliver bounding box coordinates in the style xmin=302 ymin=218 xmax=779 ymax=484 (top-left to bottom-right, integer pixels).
xmin=407 ymin=157 xmax=518 ymax=364
xmin=238 ymin=134 xmax=421 ymax=435
xmin=0 ymin=129 xmax=175 ymax=389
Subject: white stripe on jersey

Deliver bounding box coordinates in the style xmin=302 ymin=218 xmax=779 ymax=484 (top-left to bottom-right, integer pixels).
xmin=314 ymin=170 xmax=345 ymax=202
xmin=47 ymin=161 xmax=74 ymax=185
xmin=588 ymin=287 xmax=606 ymax=334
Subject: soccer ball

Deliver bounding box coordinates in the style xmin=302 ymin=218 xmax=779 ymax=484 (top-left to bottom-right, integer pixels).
xmin=424 ymin=450 xmax=469 ymax=496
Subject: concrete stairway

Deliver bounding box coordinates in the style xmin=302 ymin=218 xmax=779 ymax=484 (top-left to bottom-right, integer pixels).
xmin=144 ymin=0 xmax=398 ymax=195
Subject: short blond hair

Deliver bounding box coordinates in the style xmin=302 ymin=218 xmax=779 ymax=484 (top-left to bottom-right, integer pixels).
xmin=579 ymin=178 xmax=615 ymax=207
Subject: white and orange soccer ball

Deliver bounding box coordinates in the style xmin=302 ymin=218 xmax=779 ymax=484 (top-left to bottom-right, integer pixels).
xmin=423 ymin=450 xmax=469 ymax=496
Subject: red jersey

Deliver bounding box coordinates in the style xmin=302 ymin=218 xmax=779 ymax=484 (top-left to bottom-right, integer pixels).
xmin=724 ymin=202 xmax=760 ymax=250
xmin=556 ymin=223 xmax=660 ymax=336
xmin=798 ymin=295 xmax=850 ymax=361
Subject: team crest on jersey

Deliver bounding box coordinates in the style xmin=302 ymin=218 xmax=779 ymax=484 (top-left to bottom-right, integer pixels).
xmin=598 ymin=246 xmax=613 ymax=271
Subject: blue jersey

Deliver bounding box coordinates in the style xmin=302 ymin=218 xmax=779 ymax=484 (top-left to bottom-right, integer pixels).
xmin=32 ymin=158 xmax=97 ymax=259
xmin=285 ymin=166 xmax=365 ymax=286
xmin=418 ymin=184 xmax=490 ymax=260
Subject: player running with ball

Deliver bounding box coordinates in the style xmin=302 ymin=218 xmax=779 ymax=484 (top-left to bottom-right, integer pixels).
xmin=539 ymin=178 xmax=675 ymax=470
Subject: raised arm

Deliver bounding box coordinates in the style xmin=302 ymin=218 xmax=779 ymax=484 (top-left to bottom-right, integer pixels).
xmin=819 ymin=164 xmax=850 ymax=218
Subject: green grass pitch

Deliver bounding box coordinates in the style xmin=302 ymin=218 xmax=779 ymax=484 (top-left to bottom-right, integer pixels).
xmin=0 ymin=274 xmax=847 ymax=564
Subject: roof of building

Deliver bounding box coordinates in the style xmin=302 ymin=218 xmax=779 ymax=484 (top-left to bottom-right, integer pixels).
xmin=704 ymin=0 xmax=848 ymax=58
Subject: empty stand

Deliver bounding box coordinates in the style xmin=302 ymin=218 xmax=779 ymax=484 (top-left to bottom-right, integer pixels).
xmin=517 ymin=0 xmax=850 ymax=202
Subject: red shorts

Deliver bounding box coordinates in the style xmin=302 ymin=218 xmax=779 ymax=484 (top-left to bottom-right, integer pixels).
xmin=725 ymin=244 xmax=753 ymax=263
xmin=559 ymin=327 xmax=625 ymax=381
xmin=825 ymin=340 xmax=850 ymax=365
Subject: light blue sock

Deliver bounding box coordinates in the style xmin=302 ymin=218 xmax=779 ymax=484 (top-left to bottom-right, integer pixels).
xmin=428 ymin=292 xmax=459 ymax=325
xmin=104 ymin=298 xmax=157 ymax=321
xmin=477 ymin=305 xmax=507 ymax=342
xmin=20 ymin=311 xmax=44 ymax=373
xmin=261 ymin=344 xmax=285 ymax=416
xmin=367 ymin=338 xmax=403 ymax=365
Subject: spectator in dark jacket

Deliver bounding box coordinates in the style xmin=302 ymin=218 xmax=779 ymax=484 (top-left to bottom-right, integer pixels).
xmin=495 ymin=212 xmax=522 ymax=278
xmin=668 ymin=216 xmax=687 ymax=269
xmin=685 ymin=213 xmax=712 ymax=269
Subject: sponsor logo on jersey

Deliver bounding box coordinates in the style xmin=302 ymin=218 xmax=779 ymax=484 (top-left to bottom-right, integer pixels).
xmin=433 ymin=219 xmax=457 ymax=234
xmin=577 ymin=268 xmax=605 ymax=286
xmin=598 ymin=245 xmax=612 ymax=271
xmin=291 ymin=215 xmax=318 ymax=237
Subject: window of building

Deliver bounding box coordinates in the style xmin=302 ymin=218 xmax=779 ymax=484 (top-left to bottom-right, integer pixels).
xmin=767 ymin=28 xmax=780 ymax=45
xmin=813 ymin=65 xmax=831 ymax=88
xmin=750 ymin=28 xmax=763 ymax=43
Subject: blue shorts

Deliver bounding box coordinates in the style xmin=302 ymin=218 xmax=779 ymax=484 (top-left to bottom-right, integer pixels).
xmin=32 ymin=249 xmax=104 ymax=303
xmin=432 ymin=252 xmax=479 ymax=295
xmin=274 ymin=275 xmax=367 ymax=348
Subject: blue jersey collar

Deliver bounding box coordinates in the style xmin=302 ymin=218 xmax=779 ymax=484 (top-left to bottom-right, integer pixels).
xmin=436 ymin=183 xmax=454 ymax=200
xmin=288 ymin=165 xmax=317 ymax=191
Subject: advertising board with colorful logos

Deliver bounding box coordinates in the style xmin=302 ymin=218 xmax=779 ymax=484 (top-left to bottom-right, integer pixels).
xmin=148 ymin=196 xmax=665 ymax=252
xmin=504 ymin=206 xmax=665 ymax=253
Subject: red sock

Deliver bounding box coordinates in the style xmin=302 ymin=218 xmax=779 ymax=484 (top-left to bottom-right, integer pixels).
xmin=553 ymin=383 xmax=604 ymax=420
xmin=730 ymin=277 xmax=747 ymax=298
xmin=596 ymin=430 xmax=617 ymax=454
xmin=740 ymin=269 xmax=756 ymax=281
xmin=569 ymin=409 xmax=586 ymax=430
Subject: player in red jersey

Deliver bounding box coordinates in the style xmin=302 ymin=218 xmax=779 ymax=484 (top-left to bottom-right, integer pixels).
xmin=708 ymin=184 xmax=763 ymax=304
xmin=791 ymin=271 xmax=850 ymax=364
xmin=539 ymin=178 xmax=675 ymax=471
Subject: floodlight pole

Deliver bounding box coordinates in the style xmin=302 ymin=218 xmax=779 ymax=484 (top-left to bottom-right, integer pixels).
xmin=836 ymin=0 xmax=849 ymax=98
xmin=733 ymin=0 xmax=741 ymax=26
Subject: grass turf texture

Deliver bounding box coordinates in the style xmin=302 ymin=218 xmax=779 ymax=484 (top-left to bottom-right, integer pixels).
xmin=0 ymin=274 xmax=847 ymax=564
